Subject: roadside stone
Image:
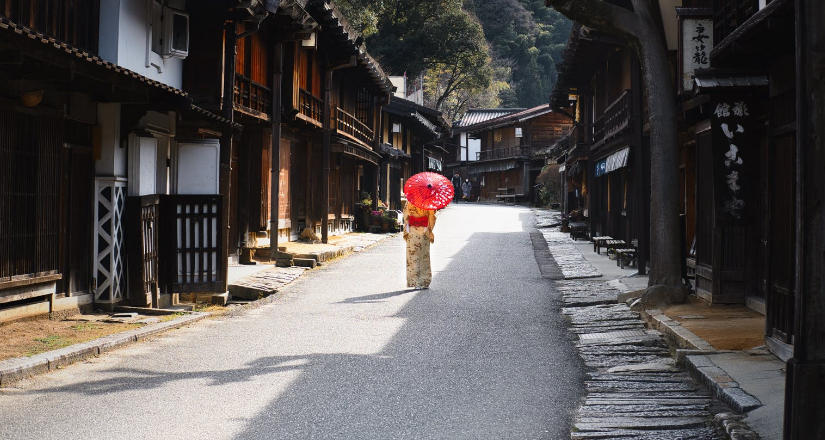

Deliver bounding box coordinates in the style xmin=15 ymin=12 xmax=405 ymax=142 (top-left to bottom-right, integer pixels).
xmin=554 ymin=277 xmax=727 ymax=439
xmin=538 ymin=228 xmax=602 ymax=279
xmin=228 ymin=267 xmax=306 ymax=300
xmin=293 ymin=258 xmax=317 ymax=268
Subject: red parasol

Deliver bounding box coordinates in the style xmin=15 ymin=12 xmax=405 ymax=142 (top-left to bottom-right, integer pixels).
xmin=403 ymin=172 xmax=454 ymax=210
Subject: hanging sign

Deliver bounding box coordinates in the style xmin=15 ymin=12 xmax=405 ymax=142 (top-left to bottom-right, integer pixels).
xmin=711 ymin=96 xmax=752 ymax=224
xmin=681 ymin=17 xmax=713 ymax=92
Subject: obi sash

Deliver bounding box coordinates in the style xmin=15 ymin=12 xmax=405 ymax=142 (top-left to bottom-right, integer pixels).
xmin=408 ymin=216 xmax=428 ymax=227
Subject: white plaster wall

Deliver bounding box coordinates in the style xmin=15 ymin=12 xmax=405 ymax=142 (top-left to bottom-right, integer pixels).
xmin=98 ymin=0 xmax=185 ymax=89
xmin=96 ymin=103 xmax=127 ymax=177
xmin=390 ymin=76 xmax=405 ymax=99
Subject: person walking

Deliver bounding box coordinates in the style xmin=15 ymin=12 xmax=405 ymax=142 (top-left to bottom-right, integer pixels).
xmin=461 ymin=179 xmax=472 ymax=202
xmin=402 ymin=172 xmax=454 ymax=290
xmin=451 ymin=172 xmax=462 ymax=202
xmin=403 ymin=200 xmax=436 ymax=289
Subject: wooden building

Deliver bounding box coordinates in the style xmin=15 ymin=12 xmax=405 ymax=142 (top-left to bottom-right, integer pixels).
xmin=449 ymin=105 xmax=572 ymax=203
xmin=186 ymin=0 xmax=394 ymax=255
xmin=0 ymin=0 xmax=232 ymax=319
xmin=548 ymin=11 xmax=669 ymax=276
xmin=677 ymin=0 xmax=796 ymax=361
xmin=380 ymin=96 xmax=448 ymax=210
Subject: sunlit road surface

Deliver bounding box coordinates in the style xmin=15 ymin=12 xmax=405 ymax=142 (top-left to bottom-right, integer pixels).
xmin=0 ymin=203 xmax=584 ymax=440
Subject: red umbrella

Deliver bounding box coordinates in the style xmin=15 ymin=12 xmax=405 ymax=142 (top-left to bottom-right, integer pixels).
xmin=403 ymin=172 xmax=454 ymax=210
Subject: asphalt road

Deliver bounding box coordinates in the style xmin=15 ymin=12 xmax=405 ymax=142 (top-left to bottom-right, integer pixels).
xmin=0 ymin=204 xmax=584 ymax=440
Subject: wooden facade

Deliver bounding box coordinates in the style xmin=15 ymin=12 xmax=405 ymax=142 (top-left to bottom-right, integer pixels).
xmin=676 ymin=0 xmax=796 ymax=360
xmin=185 ymin=0 xmax=392 ymax=253
xmin=449 ymin=105 xmax=572 ymax=204
xmin=381 ymin=96 xmax=447 ymax=211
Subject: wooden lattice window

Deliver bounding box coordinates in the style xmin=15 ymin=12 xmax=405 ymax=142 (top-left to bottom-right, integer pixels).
xmin=0 ymin=109 xmax=62 ymax=282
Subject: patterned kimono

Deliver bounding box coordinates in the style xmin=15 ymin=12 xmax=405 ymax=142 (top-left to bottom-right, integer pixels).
xmin=403 ymin=202 xmax=436 ymax=289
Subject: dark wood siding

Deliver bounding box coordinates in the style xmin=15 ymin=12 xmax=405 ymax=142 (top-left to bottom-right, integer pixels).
xmin=0 ymin=109 xmax=62 ymax=284
xmin=1 ymin=0 xmax=100 ymax=52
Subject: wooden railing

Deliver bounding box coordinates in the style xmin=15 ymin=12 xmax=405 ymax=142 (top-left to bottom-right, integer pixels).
xmin=713 ymin=0 xmax=765 ymax=44
xmin=160 ymin=195 xmax=225 ymax=293
xmin=477 ymin=146 xmax=531 ymax=161
xmin=335 ymin=107 xmax=373 ymax=147
xmin=592 ymin=90 xmax=632 ymax=148
xmin=234 ymin=74 xmax=271 ymax=116
xmin=299 ymin=88 xmax=323 ymax=126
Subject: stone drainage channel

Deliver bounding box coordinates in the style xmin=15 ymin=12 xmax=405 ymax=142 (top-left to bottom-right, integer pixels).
xmin=558 ymin=279 xmax=735 ymax=439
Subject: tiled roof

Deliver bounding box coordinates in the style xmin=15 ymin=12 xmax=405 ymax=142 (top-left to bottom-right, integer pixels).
xmin=456 ymin=108 xmax=525 ymax=127
xmin=455 ymin=104 xmax=553 ymax=132
xmin=0 ymin=16 xmax=187 ymax=97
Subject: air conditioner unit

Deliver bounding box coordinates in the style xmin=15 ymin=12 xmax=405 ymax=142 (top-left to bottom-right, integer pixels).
xmin=153 ymin=5 xmax=189 ymax=59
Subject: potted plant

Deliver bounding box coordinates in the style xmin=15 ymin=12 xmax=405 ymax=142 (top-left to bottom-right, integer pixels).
xmin=383 ymin=210 xmax=400 ymax=232
xmin=371 ymin=210 xmax=384 ymax=227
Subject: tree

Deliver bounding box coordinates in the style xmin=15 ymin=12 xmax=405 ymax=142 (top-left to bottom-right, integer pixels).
xmin=544 ymin=0 xmax=687 ymax=306
xmin=335 ymin=0 xmax=492 ymax=120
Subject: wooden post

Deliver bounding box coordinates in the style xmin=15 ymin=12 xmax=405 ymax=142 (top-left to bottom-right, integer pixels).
xmin=218 ymin=20 xmax=237 ymax=291
xmin=270 ymin=42 xmax=283 ymax=252
xmin=631 ymin=55 xmax=648 ymax=275
xmin=785 ymin=1 xmax=825 ymax=438
xmin=322 ymin=67 xmax=332 ymax=243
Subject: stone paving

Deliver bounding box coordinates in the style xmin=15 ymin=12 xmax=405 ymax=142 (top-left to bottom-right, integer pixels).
xmin=559 ymin=279 xmax=727 ymax=439
xmin=534 ymin=210 xmax=602 ymax=279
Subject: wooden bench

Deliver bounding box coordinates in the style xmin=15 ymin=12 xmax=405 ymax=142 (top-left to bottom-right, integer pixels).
xmin=615 ymin=239 xmax=638 ymax=269
xmin=602 ymin=239 xmax=626 ymax=256
xmin=592 ymin=236 xmax=613 ymax=253
xmin=569 ymin=221 xmax=588 ymax=241
xmin=496 ymin=187 xmax=516 ymax=203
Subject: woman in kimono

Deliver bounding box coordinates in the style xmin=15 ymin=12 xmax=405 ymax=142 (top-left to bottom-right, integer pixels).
xmin=402 ymin=200 xmax=436 ymax=289
xmin=461 ymin=179 xmax=472 ymax=202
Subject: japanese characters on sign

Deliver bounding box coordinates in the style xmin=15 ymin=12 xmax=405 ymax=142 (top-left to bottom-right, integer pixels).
xmin=681 ymin=19 xmax=713 ymax=91
xmin=712 ymin=98 xmax=751 ymax=222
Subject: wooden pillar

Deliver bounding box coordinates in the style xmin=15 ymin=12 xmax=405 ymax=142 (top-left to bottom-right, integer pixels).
xmin=631 ymin=55 xmax=649 ymax=276
xmin=218 ymin=20 xmax=237 ymax=290
xmin=270 ymin=42 xmax=283 ymax=252
xmin=785 ymin=1 xmax=825 ymax=438
xmin=322 ymin=68 xmax=332 ymax=243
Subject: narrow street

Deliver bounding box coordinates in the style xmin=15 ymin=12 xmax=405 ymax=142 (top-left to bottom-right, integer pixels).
xmin=0 ymin=204 xmax=584 ymax=440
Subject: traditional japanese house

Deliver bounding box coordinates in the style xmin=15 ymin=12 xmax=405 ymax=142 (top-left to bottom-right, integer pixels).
xmin=549 ymin=18 xmax=656 ymax=275
xmin=544 ymin=116 xmax=587 ymax=216
xmin=449 ymin=105 xmax=572 ymax=204
xmin=676 ymin=0 xmax=796 ymax=360
xmin=186 ymin=0 xmax=393 ymax=254
xmin=0 ymin=0 xmax=232 ymax=319
xmin=446 ymin=108 xmax=523 ymax=188
xmin=379 ymin=96 xmax=448 ymax=210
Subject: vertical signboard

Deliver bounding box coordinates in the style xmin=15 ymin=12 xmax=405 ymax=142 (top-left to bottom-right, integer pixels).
xmin=678 ymin=12 xmax=713 ymax=93
xmin=711 ymin=97 xmax=752 ymax=224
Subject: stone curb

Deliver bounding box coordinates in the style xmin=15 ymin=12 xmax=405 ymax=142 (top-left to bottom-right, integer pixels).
xmin=643 ymin=309 xmax=716 ymax=351
xmin=0 ymin=312 xmax=207 ymax=387
xmin=685 ymin=354 xmax=763 ymax=414
xmin=295 ymin=245 xmax=355 ymax=263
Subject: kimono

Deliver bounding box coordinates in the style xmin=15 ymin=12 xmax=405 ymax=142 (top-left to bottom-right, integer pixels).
xmin=403 ymin=202 xmax=436 ymax=289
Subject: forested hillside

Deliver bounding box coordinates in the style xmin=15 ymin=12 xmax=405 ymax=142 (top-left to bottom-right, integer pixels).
xmin=466 ymin=0 xmax=572 ymax=108
xmin=335 ymin=0 xmax=571 ymax=120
